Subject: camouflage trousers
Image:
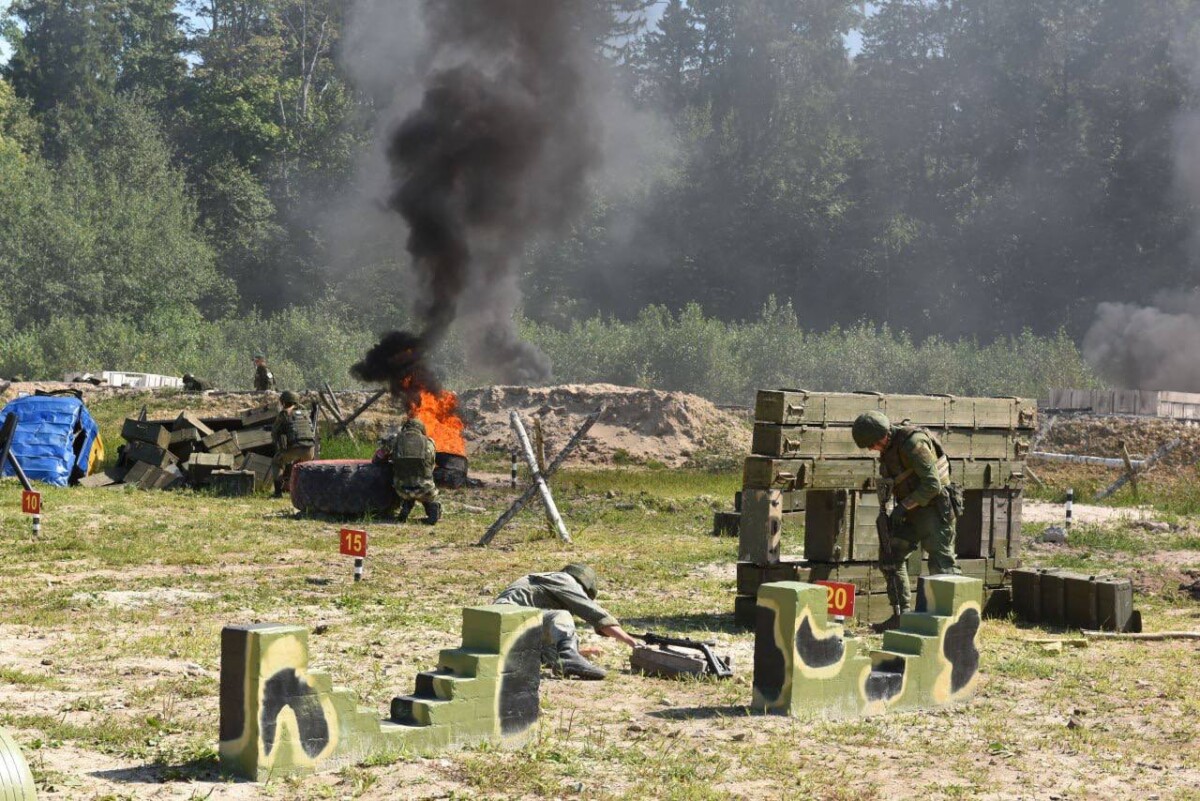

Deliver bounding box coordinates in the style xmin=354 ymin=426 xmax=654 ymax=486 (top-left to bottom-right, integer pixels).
xmin=881 ymin=496 xmax=960 ymax=612
xmin=493 ymin=602 xmax=577 ymax=666
xmin=395 ymin=484 xmax=438 ymax=504
xmin=269 ymin=444 xmax=315 ymax=494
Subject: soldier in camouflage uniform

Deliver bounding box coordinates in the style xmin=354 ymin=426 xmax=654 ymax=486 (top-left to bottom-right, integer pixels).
xmin=269 ymin=390 xmax=316 ymax=497
xmin=252 ymin=354 xmax=275 ymax=392
xmin=494 ymin=564 xmax=638 ymax=680
xmin=182 ymin=374 xmax=212 ymax=392
xmin=376 ymin=418 xmax=441 ymax=525
xmin=852 ymin=411 xmax=961 ymax=632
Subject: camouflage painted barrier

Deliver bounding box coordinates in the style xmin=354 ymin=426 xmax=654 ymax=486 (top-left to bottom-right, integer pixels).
xmin=0 ymin=727 xmax=37 ymax=799
xmin=219 ymin=605 xmax=541 ymax=781
xmin=752 ymin=575 xmax=982 ymax=717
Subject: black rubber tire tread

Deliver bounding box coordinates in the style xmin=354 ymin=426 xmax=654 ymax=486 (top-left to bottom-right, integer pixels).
xmin=289 ymin=459 xmax=398 ymax=517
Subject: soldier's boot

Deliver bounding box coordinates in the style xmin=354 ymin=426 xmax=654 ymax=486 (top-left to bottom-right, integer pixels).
xmin=871 ymin=609 xmax=904 ymax=634
xmin=871 ymin=570 xmax=907 ymax=633
xmin=552 ymin=637 xmax=606 ymax=681
xmin=397 ymin=500 xmax=416 ymax=523
xmin=421 ymin=501 xmax=441 ymax=526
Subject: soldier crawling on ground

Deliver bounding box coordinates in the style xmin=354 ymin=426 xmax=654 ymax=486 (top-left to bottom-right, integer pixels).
xmin=852 ymin=411 xmax=963 ymax=632
xmin=182 ymin=373 xmax=212 ymax=392
xmin=252 ymin=353 xmax=275 ymax=392
xmin=374 ymin=417 xmax=442 ymax=525
xmin=494 ymin=564 xmax=638 ymax=680
xmin=269 ymin=390 xmax=316 ymax=498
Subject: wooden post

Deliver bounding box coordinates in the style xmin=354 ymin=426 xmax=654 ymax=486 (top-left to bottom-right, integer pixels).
xmin=1120 ymin=441 xmax=1137 ymax=498
xmin=333 ymin=389 xmax=387 ymax=437
xmin=478 ymin=408 xmax=604 ymax=547
xmin=511 ymin=412 xmax=571 ymax=544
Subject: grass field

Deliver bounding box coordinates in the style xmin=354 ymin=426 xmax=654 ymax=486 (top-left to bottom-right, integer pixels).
xmin=1 ymin=426 xmax=1200 ymax=799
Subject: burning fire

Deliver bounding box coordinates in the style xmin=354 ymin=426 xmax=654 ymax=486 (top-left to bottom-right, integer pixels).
xmin=409 ymin=388 xmax=466 ymax=457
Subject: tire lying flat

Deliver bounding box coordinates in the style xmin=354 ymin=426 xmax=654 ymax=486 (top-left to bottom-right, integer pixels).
xmin=289 ymin=460 xmax=398 ymax=517
xmin=0 ymin=727 xmax=36 ymax=800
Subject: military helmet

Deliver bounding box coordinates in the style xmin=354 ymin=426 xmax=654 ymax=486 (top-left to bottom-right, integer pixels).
xmin=279 ymin=390 xmax=299 ymax=406
xmin=851 ymin=410 xmax=891 ymax=449
xmin=403 ymin=417 xmax=427 ymax=434
xmin=562 ymin=563 xmax=598 ymax=600
xmin=182 ymin=373 xmax=194 ymax=382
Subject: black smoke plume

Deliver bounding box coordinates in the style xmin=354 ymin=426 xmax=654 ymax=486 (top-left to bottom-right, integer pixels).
xmin=358 ymin=0 xmax=605 ymax=391
xmin=350 ymin=330 xmax=442 ymax=401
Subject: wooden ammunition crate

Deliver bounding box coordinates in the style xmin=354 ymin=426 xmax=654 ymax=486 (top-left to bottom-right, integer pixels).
xmin=804 ymin=489 xmax=880 ymax=562
xmin=754 ymin=390 xmax=1036 ymax=430
xmin=233 ymin=427 xmax=274 ymax=452
xmin=1011 ymin=569 xmax=1139 ymax=631
xmin=956 ymin=488 xmax=1023 ymax=560
xmin=121 ymin=419 xmax=171 ymax=449
xmin=744 ymin=456 xmax=1025 ymax=492
xmin=123 ymin=440 xmax=178 ymax=469
xmin=751 ymin=424 xmax=1029 ymax=460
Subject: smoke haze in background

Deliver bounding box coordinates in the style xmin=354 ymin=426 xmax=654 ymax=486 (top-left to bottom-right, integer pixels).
xmin=342 ymin=0 xmax=622 ymax=386
xmin=1083 ymin=29 xmax=1200 ymax=391
xmin=1084 ymin=293 xmax=1200 ymax=391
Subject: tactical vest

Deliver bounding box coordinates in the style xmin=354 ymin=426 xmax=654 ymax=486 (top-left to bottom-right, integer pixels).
xmin=881 ymin=426 xmax=952 ymax=502
xmin=392 ymin=427 xmax=432 ymax=486
xmin=283 ymin=408 xmax=315 ymax=448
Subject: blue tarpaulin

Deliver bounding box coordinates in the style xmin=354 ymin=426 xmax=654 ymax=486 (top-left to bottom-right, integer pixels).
xmin=0 ymin=394 xmax=101 ymax=487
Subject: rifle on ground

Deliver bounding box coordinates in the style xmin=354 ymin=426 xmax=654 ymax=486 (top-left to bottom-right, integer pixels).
xmin=632 ymin=632 xmax=733 ymax=678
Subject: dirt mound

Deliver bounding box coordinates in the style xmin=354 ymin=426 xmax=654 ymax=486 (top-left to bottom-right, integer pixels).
xmin=457 ymin=384 xmax=750 ymax=467
xmin=1040 ymin=415 xmax=1200 ymax=466
xmin=0 ymin=381 xmax=750 ymax=469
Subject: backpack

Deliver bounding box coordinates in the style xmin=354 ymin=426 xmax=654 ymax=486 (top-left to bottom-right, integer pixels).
xmin=392 ymin=427 xmax=432 ymax=485
xmin=283 ymin=408 xmax=315 ymax=448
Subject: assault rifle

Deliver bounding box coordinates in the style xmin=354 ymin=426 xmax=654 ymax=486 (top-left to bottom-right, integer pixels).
xmin=875 ymin=477 xmax=895 ymax=561
xmin=632 ymin=632 xmax=733 ymax=678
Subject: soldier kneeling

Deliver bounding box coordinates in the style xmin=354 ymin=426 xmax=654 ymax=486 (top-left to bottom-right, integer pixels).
xmin=270 ymin=391 xmax=316 ymax=497
xmin=375 ymin=418 xmax=441 ymax=525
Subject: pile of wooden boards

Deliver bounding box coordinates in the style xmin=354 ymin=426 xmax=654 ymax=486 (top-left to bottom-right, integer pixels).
xmin=728 ymin=390 xmax=1037 ymax=626
xmin=79 ymin=405 xmax=281 ymax=494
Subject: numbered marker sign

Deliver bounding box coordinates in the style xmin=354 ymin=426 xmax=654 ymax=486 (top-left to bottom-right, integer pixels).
xmin=21 ymin=491 xmax=41 ymax=516
xmin=339 ymin=528 xmax=367 ymax=558
xmin=815 ymin=580 xmax=856 ymax=618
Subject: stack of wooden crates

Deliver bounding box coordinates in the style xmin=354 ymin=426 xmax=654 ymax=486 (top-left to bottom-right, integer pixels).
xmin=733 ymin=390 xmax=1036 ymax=626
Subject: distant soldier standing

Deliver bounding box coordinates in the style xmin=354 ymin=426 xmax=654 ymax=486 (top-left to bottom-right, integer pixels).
xmin=375 ymin=418 xmax=441 ymax=524
xmin=253 ymin=353 xmax=275 ymax=392
xmin=269 ymin=390 xmax=316 ymax=497
xmin=852 ymin=411 xmax=962 ymax=632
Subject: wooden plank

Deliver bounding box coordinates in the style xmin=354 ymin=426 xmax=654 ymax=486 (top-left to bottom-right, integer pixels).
xmin=753 ymin=425 xmax=1028 ymax=460
xmin=755 ymin=391 xmax=1036 ymax=429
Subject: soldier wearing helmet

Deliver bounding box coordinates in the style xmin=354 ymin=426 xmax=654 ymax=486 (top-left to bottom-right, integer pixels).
xmin=852 ymin=410 xmax=961 ymax=631
xmin=374 ymin=417 xmax=440 ymax=524
xmin=269 ymin=390 xmax=316 ymax=497
xmin=493 ymin=564 xmax=637 ymax=680
xmin=252 ymin=353 xmax=275 ymax=391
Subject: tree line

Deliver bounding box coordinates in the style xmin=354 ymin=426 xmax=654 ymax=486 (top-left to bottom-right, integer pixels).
xmin=2 ymin=0 xmax=1177 ymax=393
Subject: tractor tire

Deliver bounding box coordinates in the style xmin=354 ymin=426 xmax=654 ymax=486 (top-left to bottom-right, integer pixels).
xmin=0 ymin=728 xmax=36 ymax=800
xmin=289 ymin=460 xmax=398 ymax=517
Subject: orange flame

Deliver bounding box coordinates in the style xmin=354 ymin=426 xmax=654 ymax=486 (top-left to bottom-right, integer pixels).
xmin=410 ymin=389 xmax=466 ymax=456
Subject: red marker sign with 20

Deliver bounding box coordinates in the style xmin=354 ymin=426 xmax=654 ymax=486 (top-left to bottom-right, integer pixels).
xmin=814 ymin=580 xmax=856 ymax=618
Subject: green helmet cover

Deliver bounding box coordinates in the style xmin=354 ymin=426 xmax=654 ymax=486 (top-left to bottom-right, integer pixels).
xmin=852 ymin=410 xmax=891 ymax=448
xmin=279 ymin=390 xmax=299 ymax=406
xmin=562 ymin=563 xmax=598 ymax=600
xmin=403 ymin=417 xmax=427 ymax=435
